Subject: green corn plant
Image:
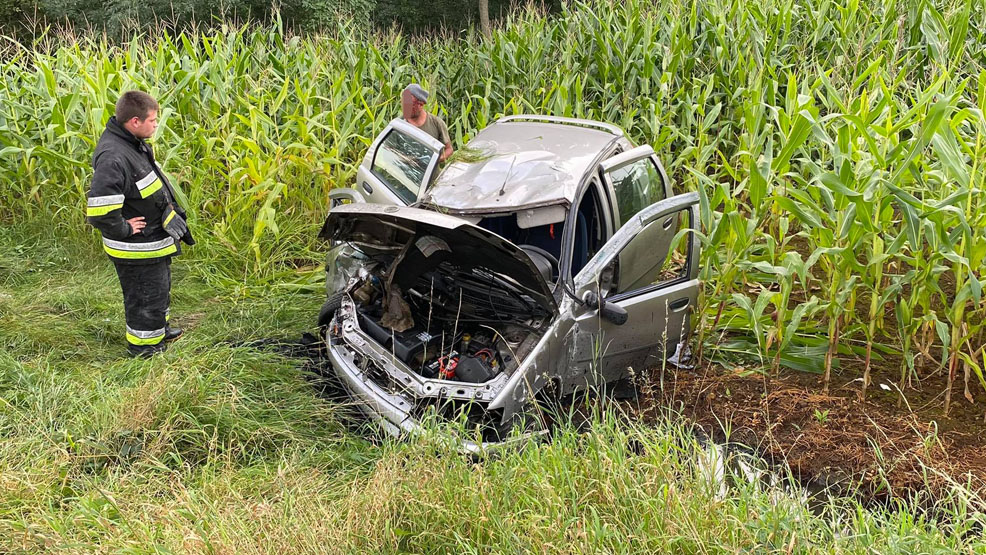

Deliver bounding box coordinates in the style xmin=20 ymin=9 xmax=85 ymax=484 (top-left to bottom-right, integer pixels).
xmin=3 ymin=0 xmax=986 ymax=406
xmin=691 ymin=174 xmax=758 ymax=366
xmin=809 ymin=169 xmax=866 ymax=395
xmin=929 ymin=104 xmax=986 ymax=414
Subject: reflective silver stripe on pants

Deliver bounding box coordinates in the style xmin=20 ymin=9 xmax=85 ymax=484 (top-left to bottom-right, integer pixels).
xmin=126 ymin=325 xmax=165 ymax=339
xmin=88 ymin=194 xmax=125 ymax=207
xmin=102 ymin=236 xmax=175 ymax=252
xmin=136 ymin=170 xmax=157 ymax=190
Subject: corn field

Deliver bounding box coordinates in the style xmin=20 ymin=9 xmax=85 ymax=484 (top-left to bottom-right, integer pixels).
xmin=2 ymin=0 xmax=985 ymax=409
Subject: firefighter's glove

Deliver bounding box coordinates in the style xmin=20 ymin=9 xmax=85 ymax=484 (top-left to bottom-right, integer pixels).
xmin=163 ymin=205 xmax=190 ymax=245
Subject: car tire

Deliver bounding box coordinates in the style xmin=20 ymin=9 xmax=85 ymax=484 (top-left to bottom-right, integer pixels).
xmin=317 ymin=293 xmax=344 ymax=328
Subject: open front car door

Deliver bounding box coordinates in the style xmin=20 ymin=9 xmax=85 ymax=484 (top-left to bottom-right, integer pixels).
xmin=345 ymin=118 xmax=444 ymax=206
xmin=569 ymin=192 xmax=701 ymax=388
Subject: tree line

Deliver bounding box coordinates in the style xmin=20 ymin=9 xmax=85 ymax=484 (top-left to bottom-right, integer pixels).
xmin=0 ymin=0 xmax=562 ymax=42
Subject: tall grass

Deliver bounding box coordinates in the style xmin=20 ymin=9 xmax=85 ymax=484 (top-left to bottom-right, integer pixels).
xmin=2 ymin=0 xmax=985 ymax=406
xmin=3 ymin=230 xmax=982 ymax=551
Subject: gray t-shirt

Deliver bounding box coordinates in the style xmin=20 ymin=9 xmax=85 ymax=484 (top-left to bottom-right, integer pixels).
xmin=412 ymin=113 xmax=451 ymax=145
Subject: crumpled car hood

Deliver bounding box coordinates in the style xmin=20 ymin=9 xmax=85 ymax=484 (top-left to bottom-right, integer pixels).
xmin=423 ymin=149 xmax=573 ymax=212
xmin=319 ymin=203 xmax=558 ymax=315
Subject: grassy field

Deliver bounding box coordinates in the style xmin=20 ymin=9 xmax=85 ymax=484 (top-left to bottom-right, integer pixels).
xmin=1 ymin=227 xmax=984 ymax=552
xmin=2 ymin=0 xmax=986 ymax=549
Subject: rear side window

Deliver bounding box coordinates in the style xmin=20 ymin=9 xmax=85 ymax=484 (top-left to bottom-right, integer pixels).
xmin=371 ymin=130 xmax=434 ymax=204
xmin=609 ymin=158 xmax=666 ymax=226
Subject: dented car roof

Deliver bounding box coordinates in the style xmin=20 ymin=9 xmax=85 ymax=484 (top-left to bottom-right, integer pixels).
xmin=421 ymin=121 xmax=622 ymax=213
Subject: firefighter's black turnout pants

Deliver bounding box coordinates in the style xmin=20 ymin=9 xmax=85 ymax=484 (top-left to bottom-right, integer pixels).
xmin=114 ymin=259 xmax=171 ymax=355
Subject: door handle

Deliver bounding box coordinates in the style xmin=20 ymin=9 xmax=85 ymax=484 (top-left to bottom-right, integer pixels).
xmin=362 ymin=181 xmax=373 ymax=194
xmin=663 ymin=216 xmax=675 ymax=229
xmin=668 ymin=297 xmax=689 ymax=312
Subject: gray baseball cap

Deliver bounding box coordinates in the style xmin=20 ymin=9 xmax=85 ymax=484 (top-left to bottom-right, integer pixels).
xmin=405 ymin=83 xmax=429 ymax=102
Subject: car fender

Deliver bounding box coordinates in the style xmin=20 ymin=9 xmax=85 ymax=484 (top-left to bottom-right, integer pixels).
xmin=487 ymin=297 xmax=580 ymax=423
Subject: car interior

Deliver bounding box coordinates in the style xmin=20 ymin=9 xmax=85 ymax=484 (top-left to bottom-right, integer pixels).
xmin=570 ymin=181 xmax=606 ymax=276
xmin=475 ymin=179 xmax=609 ymax=286
xmin=477 ymin=215 xmax=564 ymax=284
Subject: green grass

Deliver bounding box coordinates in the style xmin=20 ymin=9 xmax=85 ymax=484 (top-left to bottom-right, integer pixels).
xmin=1 ymin=229 xmax=985 ymax=552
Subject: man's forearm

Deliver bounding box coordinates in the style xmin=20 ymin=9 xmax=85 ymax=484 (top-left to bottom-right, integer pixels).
xmin=90 ymin=213 xmax=134 ymax=240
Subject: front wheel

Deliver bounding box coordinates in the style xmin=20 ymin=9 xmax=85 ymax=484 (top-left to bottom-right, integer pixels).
xmin=317 ymin=293 xmax=344 ymax=328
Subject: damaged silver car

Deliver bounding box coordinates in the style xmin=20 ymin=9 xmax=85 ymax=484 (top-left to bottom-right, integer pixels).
xmin=318 ymin=115 xmax=700 ymax=450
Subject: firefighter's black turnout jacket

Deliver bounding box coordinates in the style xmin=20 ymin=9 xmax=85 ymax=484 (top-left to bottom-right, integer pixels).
xmin=86 ymin=117 xmax=194 ymax=265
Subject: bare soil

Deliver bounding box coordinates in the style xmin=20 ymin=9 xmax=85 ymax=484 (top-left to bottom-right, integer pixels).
xmin=634 ymin=356 xmax=986 ymax=503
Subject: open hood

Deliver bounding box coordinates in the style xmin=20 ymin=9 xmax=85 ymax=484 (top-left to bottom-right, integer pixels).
xmin=320 ymin=204 xmax=558 ymax=315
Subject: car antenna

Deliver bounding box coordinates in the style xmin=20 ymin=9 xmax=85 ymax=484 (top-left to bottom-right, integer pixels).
xmin=498 ymin=155 xmax=518 ymax=197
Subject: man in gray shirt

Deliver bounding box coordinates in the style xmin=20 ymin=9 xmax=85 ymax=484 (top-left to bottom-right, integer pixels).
xmin=401 ymin=83 xmax=453 ymax=162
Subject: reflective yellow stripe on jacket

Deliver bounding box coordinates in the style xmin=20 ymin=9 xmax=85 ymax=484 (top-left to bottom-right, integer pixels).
xmin=102 ymin=237 xmax=177 ymax=260
xmin=86 ymin=194 xmax=125 ymax=217
xmin=135 ymin=170 xmax=162 ymax=199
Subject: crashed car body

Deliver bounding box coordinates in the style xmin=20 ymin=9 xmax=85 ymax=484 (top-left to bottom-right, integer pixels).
xmin=318 ymin=115 xmax=700 ymax=450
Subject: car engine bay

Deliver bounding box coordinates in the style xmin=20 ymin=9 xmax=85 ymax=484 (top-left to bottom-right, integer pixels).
xmin=341 ymin=251 xmax=549 ymax=385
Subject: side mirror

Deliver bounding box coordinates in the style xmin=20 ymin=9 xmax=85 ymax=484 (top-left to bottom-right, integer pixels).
xmin=582 ymin=290 xmax=628 ymax=326
xmin=319 ymin=188 xmax=367 ymax=241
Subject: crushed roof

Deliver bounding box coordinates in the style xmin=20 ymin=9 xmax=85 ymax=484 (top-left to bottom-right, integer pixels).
xmin=422 ymin=121 xmax=619 ymax=213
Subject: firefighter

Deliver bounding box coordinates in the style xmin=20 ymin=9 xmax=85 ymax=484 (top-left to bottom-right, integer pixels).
xmin=86 ymin=91 xmax=194 ymax=357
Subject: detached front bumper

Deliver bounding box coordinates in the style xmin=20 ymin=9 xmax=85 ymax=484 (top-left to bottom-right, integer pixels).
xmin=324 ymin=323 xmax=520 ymax=456
xmin=324 ymin=328 xmax=418 ymax=437
xmin=322 ymin=294 xmax=545 ymax=453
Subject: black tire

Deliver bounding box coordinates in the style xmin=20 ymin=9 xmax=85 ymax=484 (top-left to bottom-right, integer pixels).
xmin=317 ymin=293 xmax=344 ymax=328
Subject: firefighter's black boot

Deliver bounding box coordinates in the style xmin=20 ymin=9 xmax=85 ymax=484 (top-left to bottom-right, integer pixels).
xmin=164 ymin=326 xmax=183 ymax=342
xmin=128 ymin=342 xmax=167 ymax=358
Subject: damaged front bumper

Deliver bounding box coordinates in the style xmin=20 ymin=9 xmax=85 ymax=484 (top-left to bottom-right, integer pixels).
xmin=324 ymin=296 xmax=538 ymax=454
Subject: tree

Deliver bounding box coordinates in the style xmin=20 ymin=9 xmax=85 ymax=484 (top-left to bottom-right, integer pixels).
xmin=478 ymin=0 xmax=490 ymax=35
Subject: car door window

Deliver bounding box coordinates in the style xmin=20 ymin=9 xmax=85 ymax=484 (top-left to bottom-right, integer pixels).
xmin=355 ymin=118 xmax=443 ymax=206
xmin=576 ymin=192 xmax=698 ymax=296
xmin=371 ymin=129 xmax=436 ymax=204
xmin=609 ymin=158 xmax=666 ymax=227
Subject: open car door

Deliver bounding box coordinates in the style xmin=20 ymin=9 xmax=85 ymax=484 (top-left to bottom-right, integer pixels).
xmin=331 ymin=118 xmax=444 ymax=208
xmin=321 ymin=120 xmax=443 ymax=310
xmin=569 ymin=192 xmax=700 ymax=387
xmin=598 ymin=145 xmax=675 ymax=293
